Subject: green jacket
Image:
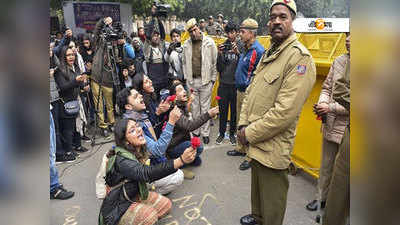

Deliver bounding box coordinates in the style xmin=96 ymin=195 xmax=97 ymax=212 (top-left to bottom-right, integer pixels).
xmin=239 ymin=33 xmax=316 ymax=169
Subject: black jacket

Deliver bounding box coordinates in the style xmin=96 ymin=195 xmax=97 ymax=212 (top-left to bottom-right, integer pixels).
xmin=91 ymin=19 xmax=116 ymax=88
xmin=54 ymin=65 xmax=83 ymax=118
xmin=167 ymin=101 xmax=211 ymax=150
xmin=100 ymin=153 xmax=176 ymax=225
xmin=216 ymin=39 xmax=241 ymax=85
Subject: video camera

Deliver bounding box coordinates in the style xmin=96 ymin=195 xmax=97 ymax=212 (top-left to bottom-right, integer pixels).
xmin=102 ymin=21 xmax=123 ymax=42
xmin=153 ymin=1 xmax=171 ymax=18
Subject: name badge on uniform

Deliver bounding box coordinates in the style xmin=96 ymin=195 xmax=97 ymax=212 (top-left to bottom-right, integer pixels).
xmin=296 ymin=65 xmax=307 ymax=75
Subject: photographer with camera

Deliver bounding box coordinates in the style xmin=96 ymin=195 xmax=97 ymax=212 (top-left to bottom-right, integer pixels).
xmin=165 ymin=28 xmax=184 ymax=84
xmin=53 ymin=27 xmax=75 ymax=57
xmin=143 ymin=20 xmax=170 ymax=98
xmin=215 ymin=21 xmax=242 ymax=146
xmin=91 ymin=17 xmax=119 ymax=137
xmin=131 ymin=37 xmax=145 ymax=74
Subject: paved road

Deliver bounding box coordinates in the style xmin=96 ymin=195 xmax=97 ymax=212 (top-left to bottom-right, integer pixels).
xmin=51 ymin=120 xmax=319 ymax=225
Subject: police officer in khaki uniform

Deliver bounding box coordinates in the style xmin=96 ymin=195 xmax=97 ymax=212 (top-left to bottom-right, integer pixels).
xmin=206 ymin=16 xmax=223 ymax=35
xmin=237 ymin=1 xmax=316 ymax=225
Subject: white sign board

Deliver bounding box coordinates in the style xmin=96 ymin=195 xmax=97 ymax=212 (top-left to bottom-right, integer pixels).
xmin=293 ymin=18 xmax=350 ymax=33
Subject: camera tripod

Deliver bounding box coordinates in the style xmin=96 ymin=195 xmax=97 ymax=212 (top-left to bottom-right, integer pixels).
xmin=90 ymin=36 xmax=122 ymax=147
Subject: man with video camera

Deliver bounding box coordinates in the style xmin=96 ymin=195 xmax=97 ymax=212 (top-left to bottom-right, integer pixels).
xmin=215 ymin=21 xmax=242 ymax=146
xmin=165 ymin=28 xmax=184 ymax=84
xmin=143 ymin=2 xmax=170 ymax=97
xmin=91 ymin=17 xmax=118 ymax=137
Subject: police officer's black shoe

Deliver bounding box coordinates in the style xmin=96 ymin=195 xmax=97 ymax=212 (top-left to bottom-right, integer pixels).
xmin=240 ymin=214 xmax=259 ymax=225
xmin=227 ymin=150 xmax=246 ymax=156
xmin=239 ymin=160 xmax=251 ymax=170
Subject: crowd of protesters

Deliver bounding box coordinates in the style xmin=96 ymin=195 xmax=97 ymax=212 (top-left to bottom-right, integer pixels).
xmin=50 ymin=1 xmax=350 ymax=225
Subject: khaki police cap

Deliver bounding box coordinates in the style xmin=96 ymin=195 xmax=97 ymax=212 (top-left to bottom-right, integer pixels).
xmin=240 ymin=18 xmax=258 ymax=30
xmin=270 ymin=0 xmax=297 ymax=15
xmin=185 ymin=18 xmax=197 ymax=31
xmin=217 ymin=14 xmax=224 ymax=18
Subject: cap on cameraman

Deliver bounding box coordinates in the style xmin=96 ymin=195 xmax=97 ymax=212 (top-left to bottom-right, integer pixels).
xmin=240 ymin=18 xmax=258 ymax=30
xmin=270 ymin=0 xmax=297 ymax=16
xmin=185 ymin=18 xmax=197 ymax=31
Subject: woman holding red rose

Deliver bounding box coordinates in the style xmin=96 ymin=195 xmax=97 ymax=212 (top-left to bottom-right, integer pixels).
xmin=165 ymin=81 xmax=219 ymax=179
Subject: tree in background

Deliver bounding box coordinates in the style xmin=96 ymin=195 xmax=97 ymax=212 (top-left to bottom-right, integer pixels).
xmin=50 ymin=0 xmax=349 ymax=34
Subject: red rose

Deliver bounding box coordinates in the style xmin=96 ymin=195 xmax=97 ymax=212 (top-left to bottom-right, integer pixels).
xmin=167 ymin=95 xmax=176 ymax=102
xmin=191 ymin=137 xmax=201 ymax=149
xmin=190 ymin=88 xmax=194 ymax=93
xmin=215 ymin=96 xmax=222 ymax=101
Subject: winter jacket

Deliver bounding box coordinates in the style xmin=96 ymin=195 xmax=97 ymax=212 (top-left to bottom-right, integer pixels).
xmin=216 ymin=39 xmax=241 ymax=85
xmin=143 ymin=40 xmax=170 ymax=89
xmin=123 ymin=110 xmax=174 ymax=164
xmin=182 ymin=34 xmax=218 ymax=85
xmin=120 ymin=42 xmax=135 ymax=60
xmin=318 ymin=54 xmax=350 ymax=144
xmin=239 ymin=33 xmax=316 ymax=169
xmin=165 ymin=46 xmax=184 ymax=81
xmin=235 ymin=40 xmax=265 ymax=92
xmin=91 ymin=19 xmax=116 ymax=88
xmin=167 ymin=101 xmax=211 ymax=151
xmin=99 ymin=147 xmax=176 ymax=225
xmin=54 ymin=64 xmax=84 ymax=118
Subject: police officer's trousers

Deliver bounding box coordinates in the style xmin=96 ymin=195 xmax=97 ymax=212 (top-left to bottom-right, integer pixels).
xmin=251 ymin=160 xmax=289 ymax=225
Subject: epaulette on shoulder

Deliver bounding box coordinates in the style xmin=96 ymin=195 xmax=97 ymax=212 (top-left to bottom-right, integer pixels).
xmin=293 ymin=41 xmax=311 ymax=57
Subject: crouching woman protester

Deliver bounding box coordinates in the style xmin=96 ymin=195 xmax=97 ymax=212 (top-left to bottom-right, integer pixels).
xmin=99 ymin=118 xmax=196 ymax=225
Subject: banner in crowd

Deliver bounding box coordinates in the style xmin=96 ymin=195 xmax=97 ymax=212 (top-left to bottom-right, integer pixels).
xmin=73 ymin=2 xmax=121 ymax=31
